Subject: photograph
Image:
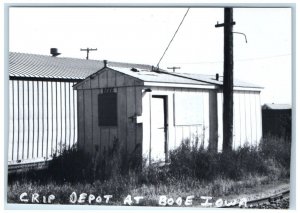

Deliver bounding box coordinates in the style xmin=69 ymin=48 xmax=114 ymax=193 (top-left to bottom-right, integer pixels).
xmin=6 ymin=4 xmax=292 ymax=209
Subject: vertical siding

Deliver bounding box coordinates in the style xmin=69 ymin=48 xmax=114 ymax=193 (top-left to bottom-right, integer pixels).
xmin=118 ymin=87 xmax=128 ymax=153
xmin=249 ymin=92 xmax=257 ymax=146
xmin=74 ymin=69 xmax=264 ymax=166
xmin=83 ymin=89 xmax=93 ymax=155
xmin=217 ymin=92 xmax=223 ymax=152
xmin=99 ymin=71 xmax=108 ymax=88
xmin=175 ymin=126 xmax=183 ymax=148
xmin=59 ymin=82 xmax=65 ymax=154
xmin=8 ymin=81 xmax=13 ymax=161
xmin=135 ymin=87 xmax=143 ymax=155
xmin=116 ymin=73 xmax=125 ymax=87
xmin=170 ymin=89 xmax=263 ymax=152
xmin=101 ymin=128 xmax=110 ymax=154
xmin=218 ymin=90 xmax=263 ymax=150
xmin=166 ymin=88 xmax=175 ymax=150
xmin=141 ymin=92 xmax=151 ymax=162
xmin=73 ymin=85 xmax=78 ymax=146
xmin=108 ymin=128 xmax=118 ymax=152
xmin=92 ymin=89 xmax=101 ymax=154
xmin=255 ymin=93 xmax=263 ymax=145
xmin=239 ymin=92 xmax=246 ymax=145
xmin=202 ymin=91 xmax=210 ymax=148
xmin=173 ymin=88 xmax=182 ymax=147
xmin=245 ymin=91 xmax=252 ymax=144
xmin=209 ymin=90 xmax=218 ymax=151
xmin=107 ymin=70 xmax=116 ymax=87
xmin=8 ymin=80 xmax=79 ymax=164
xmin=233 ymin=92 xmax=241 ymax=148
xmin=126 ymin=87 xmax=136 ymax=154
xmin=77 ymin=89 xmax=85 ymax=151
xmin=91 ymin=74 xmax=100 ymax=89
xmin=147 ymin=87 xmax=210 ymax=154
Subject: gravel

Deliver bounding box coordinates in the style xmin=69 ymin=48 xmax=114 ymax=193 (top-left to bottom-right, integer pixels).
xmin=247 ymin=198 xmax=289 ymax=209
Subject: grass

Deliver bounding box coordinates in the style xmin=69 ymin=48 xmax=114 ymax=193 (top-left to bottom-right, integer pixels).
xmin=7 ymin=136 xmax=291 ymax=206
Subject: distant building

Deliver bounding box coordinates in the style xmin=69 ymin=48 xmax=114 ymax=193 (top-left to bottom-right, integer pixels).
xmin=262 ymin=103 xmax=291 ymax=139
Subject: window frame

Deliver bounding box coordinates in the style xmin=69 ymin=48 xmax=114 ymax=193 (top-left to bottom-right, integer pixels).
xmin=98 ymin=92 xmax=118 ymax=126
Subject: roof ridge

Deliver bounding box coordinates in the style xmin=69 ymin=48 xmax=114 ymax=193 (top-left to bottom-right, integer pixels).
xmin=9 ymin=51 xmax=100 ymax=62
xmin=9 ymin=52 xmax=155 ymax=68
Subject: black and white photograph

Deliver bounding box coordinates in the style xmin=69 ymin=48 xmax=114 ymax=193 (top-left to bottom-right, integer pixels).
xmin=5 ymin=3 xmax=294 ymax=210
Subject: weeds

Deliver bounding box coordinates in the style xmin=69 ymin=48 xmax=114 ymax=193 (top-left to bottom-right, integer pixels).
xmin=7 ymin=135 xmax=291 ymax=204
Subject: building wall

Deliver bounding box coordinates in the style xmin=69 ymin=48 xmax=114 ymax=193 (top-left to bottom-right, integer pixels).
xmin=76 ymin=68 xmax=263 ymax=164
xmin=262 ymin=109 xmax=291 ymax=139
xmin=217 ymin=90 xmax=262 ymax=151
xmin=141 ymin=87 xmax=212 ymax=163
xmin=76 ymin=68 xmax=143 ymax=159
xmin=142 ymin=88 xmax=262 ymax=161
xmin=8 ymin=80 xmax=78 ymax=164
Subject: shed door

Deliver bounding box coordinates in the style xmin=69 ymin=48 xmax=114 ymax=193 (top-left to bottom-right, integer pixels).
xmin=151 ymin=96 xmax=168 ymax=163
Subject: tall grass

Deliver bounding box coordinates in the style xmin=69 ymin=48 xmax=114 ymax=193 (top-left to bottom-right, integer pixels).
xmin=7 ymin=135 xmax=291 ymax=204
xmin=168 ymin=137 xmax=290 ymax=181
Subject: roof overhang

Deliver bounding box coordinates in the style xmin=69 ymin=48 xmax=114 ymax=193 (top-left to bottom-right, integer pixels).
xmin=143 ymin=82 xmax=218 ymax=89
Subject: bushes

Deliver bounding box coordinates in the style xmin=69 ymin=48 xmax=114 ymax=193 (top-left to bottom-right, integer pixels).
xmin=7 ymin=136 xmax=291 ymax=204
xmin=260 ymin=135 xmax=291 ymax=169
xmin=8 ymin=135 xmax=290 ymax=186
xmin=169 ymin=136 xmax=290 ymax=181
xmin=8 ymin=138 xmax=142 ymax=184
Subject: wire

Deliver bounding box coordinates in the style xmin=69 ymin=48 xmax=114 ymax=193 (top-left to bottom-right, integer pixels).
xmin=167 ymin=54 xmax=291 ymax=65
xmin=156 ymin=8 xmax=190 ymax=68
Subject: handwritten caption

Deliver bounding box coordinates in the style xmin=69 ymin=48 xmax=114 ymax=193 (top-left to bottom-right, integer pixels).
xmin=19 ymin=192 xmax=248 ymax=207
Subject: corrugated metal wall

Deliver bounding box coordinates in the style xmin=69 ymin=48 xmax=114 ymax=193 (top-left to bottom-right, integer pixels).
xmin=8 ymin=80 xmax=78 ymax=164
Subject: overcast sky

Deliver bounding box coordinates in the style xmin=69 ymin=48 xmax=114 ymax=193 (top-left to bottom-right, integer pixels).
xmin=9 ymin=7 xmax=292 ymax=105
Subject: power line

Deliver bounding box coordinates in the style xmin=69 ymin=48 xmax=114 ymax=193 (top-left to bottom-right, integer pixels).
xmin=156 ymin=8 xmax=190 ymax=68
xmin=168 ymin=54 xmax=291 ymax=65
xmin=80 ymin=48 xmax=98 ymax=60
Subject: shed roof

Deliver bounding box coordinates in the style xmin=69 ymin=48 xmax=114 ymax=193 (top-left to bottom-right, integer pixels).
xmin=9 ymin=52 xmax=262 ymax=89
xmin=262 ymin=103 xmax=291 ymax=110
xmin=107 ymin=66 xmax=210 ymax=86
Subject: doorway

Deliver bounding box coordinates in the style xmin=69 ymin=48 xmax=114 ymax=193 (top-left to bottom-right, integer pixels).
xmin=150 ymin=95 xmax=168 ymax=163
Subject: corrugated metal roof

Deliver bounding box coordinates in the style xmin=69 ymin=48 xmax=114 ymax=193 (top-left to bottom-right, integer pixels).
xmin=262 ymin=103 xmax=291 ymax=110
xmin=9 ymin=52 xmax=262 ymax=89
xmin=9 ymin=52 xmax=153 ymax=80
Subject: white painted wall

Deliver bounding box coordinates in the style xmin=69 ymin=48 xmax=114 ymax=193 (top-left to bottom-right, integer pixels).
xmin=142 ymin=87 xmax=211 ymax=163
xmin=142 ymin=87 xmax=262 ymax=162
xmin=217 ymin=90 xmax=262 ymax=151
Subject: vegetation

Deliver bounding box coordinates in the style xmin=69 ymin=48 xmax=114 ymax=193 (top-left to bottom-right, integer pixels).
xmin=7 ymin=136 xmax=291 ymax=206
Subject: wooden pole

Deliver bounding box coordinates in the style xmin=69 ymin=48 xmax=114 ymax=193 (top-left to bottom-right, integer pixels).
xmin=215 ymin=8 xmax=235 ymax=152
xmin=222 ymin=8 xmax=234 ymax=152
xmin=80 ymin=48 xmax=98 ymax=60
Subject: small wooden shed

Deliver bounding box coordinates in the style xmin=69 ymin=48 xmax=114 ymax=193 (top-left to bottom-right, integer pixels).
xmin=262 ymin=103 xmax=291 ymax=139
xmin=74 ymin=63 xmax=263 ymax=164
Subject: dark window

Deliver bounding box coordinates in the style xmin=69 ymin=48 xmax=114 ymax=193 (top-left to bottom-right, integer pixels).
xmin=98 ymin=93 xmax=117 ymax=126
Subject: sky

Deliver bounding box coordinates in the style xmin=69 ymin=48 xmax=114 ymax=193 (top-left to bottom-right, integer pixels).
xmin=9 ymin=7 xmax=292 ymax=105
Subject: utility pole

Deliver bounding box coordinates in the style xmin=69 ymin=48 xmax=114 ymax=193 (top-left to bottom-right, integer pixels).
xmin=167 ymin=66 xmax=181 ymax=72
xmin=215 ymin=8 xmax=235 ymax=152
xmin=80 ymin=48 xmax=98 ymax=60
